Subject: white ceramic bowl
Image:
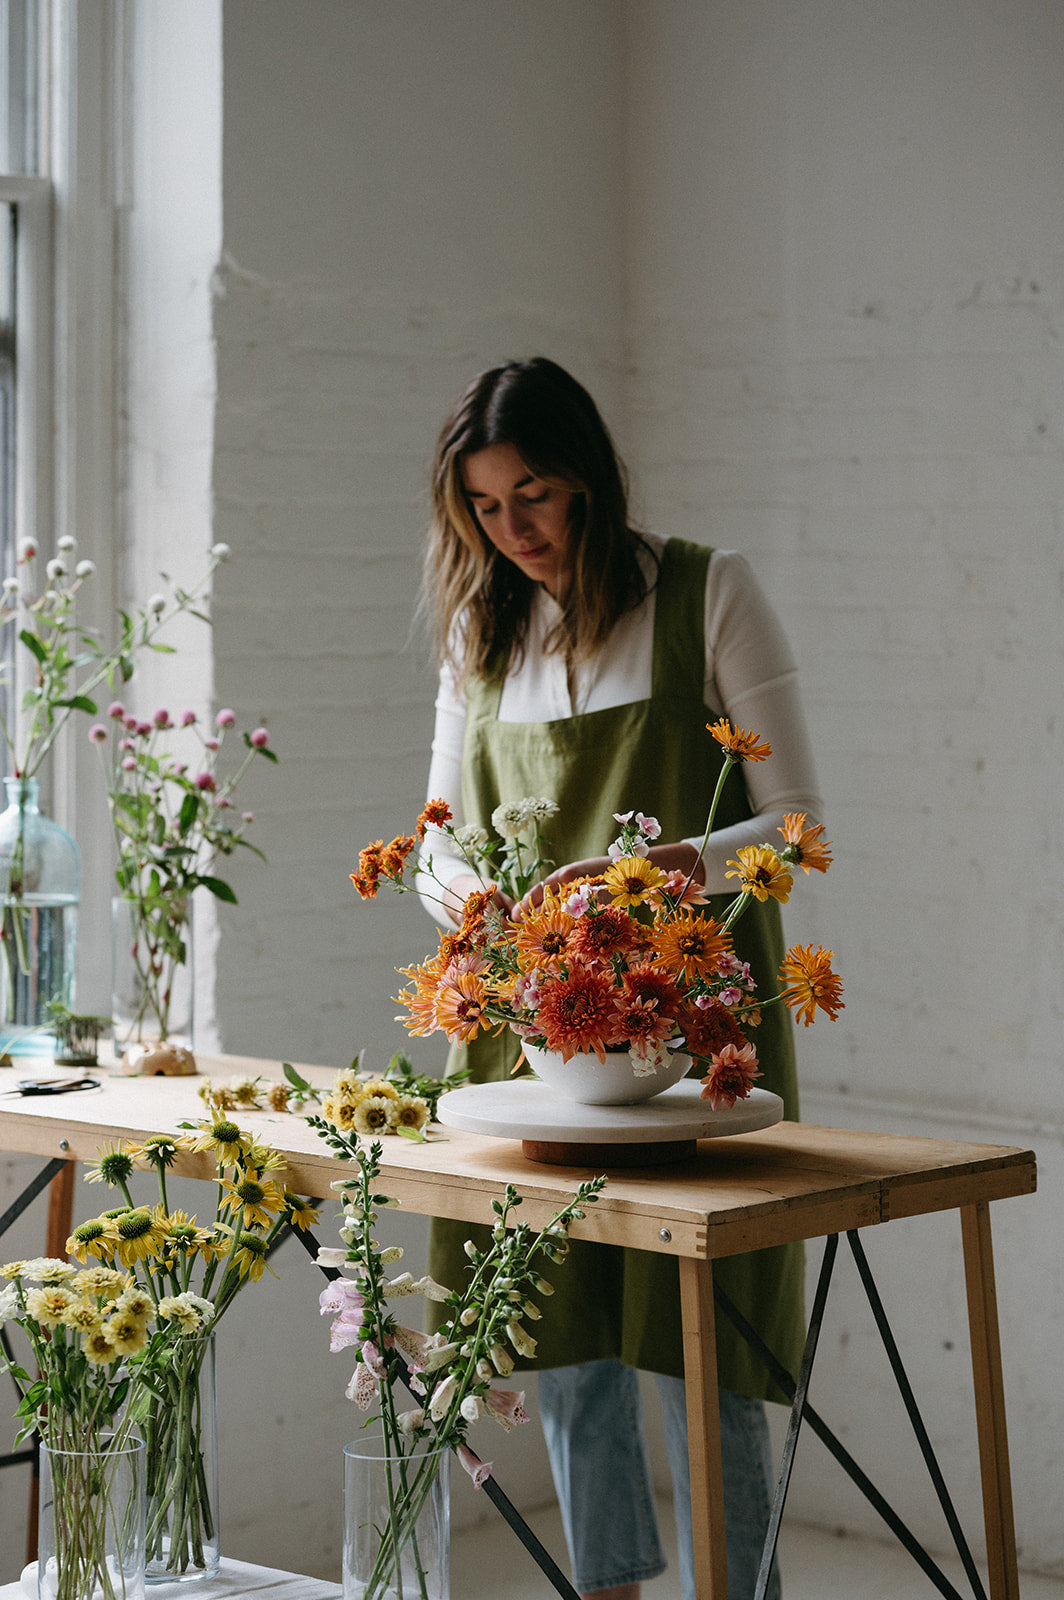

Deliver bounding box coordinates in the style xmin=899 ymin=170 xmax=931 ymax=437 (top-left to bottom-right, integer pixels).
xmin=520 ymin=1040 xmax=693 ymax=1106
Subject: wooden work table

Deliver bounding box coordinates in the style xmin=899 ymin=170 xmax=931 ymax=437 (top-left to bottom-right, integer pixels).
xmin=0 ymin=1052 xmax=1037 ymax=1600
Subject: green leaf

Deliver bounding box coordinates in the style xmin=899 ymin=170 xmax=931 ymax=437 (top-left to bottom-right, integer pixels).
xmin=19 ymin=629 xmax=47 ymax=663
xmin=198 ymin=875 xmax=238 ymax=904
xmin=283 ymin=1062 xmax=311 ymax=1091
xmin=178 ymin=793 xmax=200 ymax=835
xmin=55 ymin=694 xmax=98 ymax=713
xmin=395 ymin=1124 xmax=427 ymax=1142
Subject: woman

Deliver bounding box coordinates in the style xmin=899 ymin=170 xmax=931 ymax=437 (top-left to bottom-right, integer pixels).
xmin=419 ymin=357 xmax=822 ymax=1600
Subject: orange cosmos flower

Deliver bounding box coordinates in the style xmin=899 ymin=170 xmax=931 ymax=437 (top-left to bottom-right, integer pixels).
xmin=416 ymin=798 xmax=452 ymax=841
xmin=535 ymin=962 xmax=619 ymax=1061
xmin=433 ymin=966 xmax=491 ymax=1044
xmin=780 ymin=944 xmax=844 ymax=1026
xmin=680 ymin=999 xmax=747 ymax=1062
xmin=515 ymin=892 xmax=575 ymax=973
xmin=700 ymin=1043 xmax=761 ymax=1110
xmin=725 ymin=846 xmax=793 ymax=904
xmin=650 ymin=911 xmax=730 ymax=979
xmin=706 ymin=718 xmax=771 ymax=763
xmin=602 ymin=856 xmax=667 ymax=909
xmin=778 ymin=813 xmax=833 ymax=875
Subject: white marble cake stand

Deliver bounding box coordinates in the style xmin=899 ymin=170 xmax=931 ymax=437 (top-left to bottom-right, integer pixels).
xmin=436 ymin=1080 xmax=783 ymax=1166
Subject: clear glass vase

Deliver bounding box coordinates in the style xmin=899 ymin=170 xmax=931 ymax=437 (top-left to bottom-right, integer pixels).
xmin=111 ymin=894 xmax=193 ymax=1056
xmin=0 ymin=776 xmax=80 ymax=1056
xmin=343 ymin=1434 xmax=450 ymax=1600
xmin=140 ymin=1332 xmax=219 ymax=1584
xmin=37 ymin=1435 xmax=146 ymax=1600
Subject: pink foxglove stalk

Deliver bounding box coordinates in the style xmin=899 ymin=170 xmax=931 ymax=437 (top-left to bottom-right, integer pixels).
xmin=310 ymin=1125 xmax=605 ymax=1593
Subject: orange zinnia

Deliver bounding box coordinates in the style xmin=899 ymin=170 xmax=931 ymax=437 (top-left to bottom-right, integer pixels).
xmin=779 ymin=944 xmax=844 ymax=1026
xmin=650 ymin=911 xmax=730 ymax=979
xmin=514 ymin=892 xmax=575 ymax=973
xmin=725 ymin=846 xmax=793 ymax=904
xmin=535 ymin=963 xmax=619 ymax=1061
xmin=778 ymin=813 xmax=833 ymax=875
xmin=706 ymin=718 xmax=771 ymax=763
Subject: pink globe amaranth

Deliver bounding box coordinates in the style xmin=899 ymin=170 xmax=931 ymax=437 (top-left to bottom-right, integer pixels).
xmin=195 ymin=770 xmax=217 ymax=792
xmin=107 ymin=700 xmax=126 ymax=720
xmin=180 ymin=709 xmax=197 ymax=727
xmin=215 ymin=708 xmax=236 ymax=729
xmin=153 ymin=708 xmax=172 ymax=729
xmin=250 ymin=727 xmax=269 ymax=748
xmin=88 ymin=723 xmax=108 ymax=744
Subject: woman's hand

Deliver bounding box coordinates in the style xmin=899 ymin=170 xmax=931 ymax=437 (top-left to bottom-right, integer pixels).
xmin=441 ymin=872 xmax=516 ymax=929
xmin=512 ymin=842 xmax=706 ymax=921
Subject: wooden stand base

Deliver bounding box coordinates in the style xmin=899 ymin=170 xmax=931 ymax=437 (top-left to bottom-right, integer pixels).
xmin=521 ymin=1137 xmax=698 ymax=1167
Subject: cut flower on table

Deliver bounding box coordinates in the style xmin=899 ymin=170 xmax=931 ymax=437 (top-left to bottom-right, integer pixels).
xmin=352 ymin=719 xmax=843 ymax=1109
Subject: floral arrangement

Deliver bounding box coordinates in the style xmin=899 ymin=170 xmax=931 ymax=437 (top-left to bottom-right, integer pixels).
xmin=0 ymin=1256 xmax=165 ymax=1600
xmin=91 ymin=695 xmax=276 ymax=1051
xmin=56 ymin=1120 xmax=319 ymax=1578
xmin=191 ymin=1050 xmax=467 ymax=1142
xmin=352 ymin=720 xmax=842 ymax=1108
xmin=0 ymin=541 xmax=232 ymax=1030
xmin=311 ymin=1127 xmax=604 ymax=1599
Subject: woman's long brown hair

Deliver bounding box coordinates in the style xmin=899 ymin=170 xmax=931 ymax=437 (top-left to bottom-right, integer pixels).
xmin=424 ymin=358 xmax=654 ymax=685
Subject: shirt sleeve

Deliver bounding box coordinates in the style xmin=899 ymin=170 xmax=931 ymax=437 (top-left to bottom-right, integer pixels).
xmin=416 ymin=658 xmax=471 ymax=926
xmin=686 ymin=550 xmax=824 ymax=893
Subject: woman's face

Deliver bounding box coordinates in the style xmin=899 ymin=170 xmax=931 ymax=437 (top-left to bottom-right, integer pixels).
xmin=460 ymin=442 xmax=576 ymax=601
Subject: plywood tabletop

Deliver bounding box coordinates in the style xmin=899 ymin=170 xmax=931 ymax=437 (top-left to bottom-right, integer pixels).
xmin=0 ymin=1051 xmax=1036 ymax=1260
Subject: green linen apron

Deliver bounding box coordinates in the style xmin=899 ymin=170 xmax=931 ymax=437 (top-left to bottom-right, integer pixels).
xmin=428 ymin=538 xmax=804 ymax=1400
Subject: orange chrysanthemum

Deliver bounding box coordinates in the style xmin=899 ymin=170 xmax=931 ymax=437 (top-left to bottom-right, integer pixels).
xmin=416 ymin=798 xmax=452 ymax=841
xmin=611 ymin=993 xmax=673 ymax=1047
xmin=569 ymin=905 xmax=642 ymax=964
xmin=780 ymin=945 xmax=844 ymax=1026
xmin=433 ymin=966 xmax=491 ymax=1044
xmin=706 ymin=718 xmax=772 ymax=763
xmin=725 ymin=846 xmax=793 ymax=904
xmin=514 ymin=893 xmax=575 ymax=973
xmin=535 ymin=962 xmax=619 ymax=1061
xmin=350 ymin=840 xmax=385 ymax=898
xmin=459 ymin=888 xmax=498 ymax=931
xmin=620 ymin=963 xmax=683 ymax=1015
xmin=394 ymin=957 xmax=445 ymax=1036
xmin=380 ymin=832 xmax=416 ymax=878
xmin=778 ymin=813 xmax=833 ymax=875
xmin=700 ymin=1043 xmax=761 ymax=1110
xmin=680 ymin=999 xmax=747 ymax=1062
xmin=602 ymin=855 xmax=668 ymax=909
xmin=650 ymin=911 xmax=730 ymax=979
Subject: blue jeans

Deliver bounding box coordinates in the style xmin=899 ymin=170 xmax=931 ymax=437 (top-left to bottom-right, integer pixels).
xmin=538 ymin=1360 xmax=781 ymax=1599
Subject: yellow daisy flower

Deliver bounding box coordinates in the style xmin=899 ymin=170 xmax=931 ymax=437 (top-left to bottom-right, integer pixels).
xmin=353 ymin=1095 xmax=395 ymax=1137
xmin=359 ymin=1078 xmax=400 ymax=1102
xmin=393 ymin=1095 xmax=430 ymax=1134
xmin=724 ymin=846 xmax=793 ymax=904
xmin=181 ymin=1118 xmax=247 ymax=1165
xmin=282 ymin=1193 xmax=321 ymax=1233
xmin=231 ymin=1232 xmax=270 ymax=1282
xmin=82 ymin=1323 xmax=120 ymax=1365
xmin=219 ymin=1174 xmax=285 ymax=1230
xmin=67 ymin=1217 xmax=116 ymax=1265
xmin=322 ymin=1091 xmax=358 ymax=1131
xmin=602 ymin=855 xmax=668 ymax=909
xmin=103 ymin=1310 xmax=150 ymax=1357
xmin=110 ymin=1208 xmax=166 ymax=1268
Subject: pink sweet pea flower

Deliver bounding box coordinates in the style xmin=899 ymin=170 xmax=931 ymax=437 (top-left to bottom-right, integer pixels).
xmin=636 ymin=812 xmax=661 ymax=839
xmin=457 ymin=1444 xmax=492 ymax=1489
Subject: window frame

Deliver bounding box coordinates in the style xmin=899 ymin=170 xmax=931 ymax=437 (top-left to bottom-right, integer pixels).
xmin=0 ymin=173 xmax=53 ymax=568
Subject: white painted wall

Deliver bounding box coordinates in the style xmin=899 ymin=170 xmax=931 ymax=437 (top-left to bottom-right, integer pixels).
xmin=3 ymin=0 xmax=1061 ymax=1586
xmin=621 ymin=0 xmax=1064 ymax=1579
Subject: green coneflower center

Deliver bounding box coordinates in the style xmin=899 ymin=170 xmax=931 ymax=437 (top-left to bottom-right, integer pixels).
xmin=115 ymin=1211 xmax=153 ymax=1242
xmin=234 ymin=1179 xmax=264 ymax=1204
xmin=212 ymin=1119 xmax=241 ymax=1144
xmin=235 ymin=1232 xmax=266 ymax=1257
xmin=72 ymin=1219 xmax=107 ymax=1243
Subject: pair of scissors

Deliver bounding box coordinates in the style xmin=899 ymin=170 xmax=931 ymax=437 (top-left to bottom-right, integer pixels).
xmin=0 ymin=1076 xmax=100 ymax=1096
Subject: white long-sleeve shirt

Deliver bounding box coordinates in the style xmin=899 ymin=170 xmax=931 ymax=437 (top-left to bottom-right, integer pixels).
xmin=421 ymin=537 xmax=822 ymax=911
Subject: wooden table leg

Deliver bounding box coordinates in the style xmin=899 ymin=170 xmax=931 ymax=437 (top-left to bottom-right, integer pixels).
xmin=679 ymin=1256 xmax=729 ymax=1600
xmin=960 ymin=1200 xmax=1019 ymax=1600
